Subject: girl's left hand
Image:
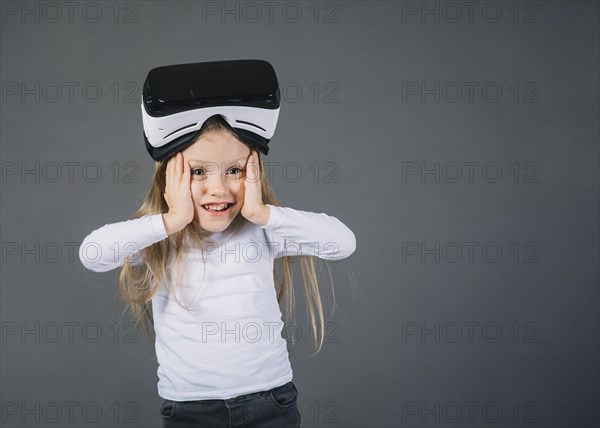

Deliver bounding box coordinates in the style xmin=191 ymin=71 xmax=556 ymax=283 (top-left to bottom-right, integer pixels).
xmin=241 ymin=150 xmax=266 ymax=224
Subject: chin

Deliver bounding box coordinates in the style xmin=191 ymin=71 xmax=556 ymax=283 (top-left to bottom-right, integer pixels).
xmin=195 ymin=220 xmax=232 ymax=233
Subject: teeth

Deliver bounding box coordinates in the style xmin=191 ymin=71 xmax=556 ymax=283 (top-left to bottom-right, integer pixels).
xmin=204 ymin=203 xmax=228 ymax=211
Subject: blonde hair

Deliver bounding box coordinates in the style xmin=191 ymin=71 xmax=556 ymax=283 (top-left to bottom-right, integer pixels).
xmin=118 ymin=115 xmax=335 ymax=356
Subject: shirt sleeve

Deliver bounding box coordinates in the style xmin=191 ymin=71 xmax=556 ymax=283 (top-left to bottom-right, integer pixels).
xmin=260 ymin=204 xmax=356 ymax=260
xmin=78 ymin=213 xmax=168 ymax=272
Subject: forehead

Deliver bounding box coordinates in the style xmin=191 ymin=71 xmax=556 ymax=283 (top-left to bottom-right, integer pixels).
xmin=182 ymin=130 xmax=250 ymax=163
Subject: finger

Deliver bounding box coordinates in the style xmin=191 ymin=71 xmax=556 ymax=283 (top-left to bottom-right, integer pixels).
xmin=183 ymin=160 xmax=190 ymax=182
xmin=246 ymin=152 xmax=255 ymax=181
xmin=170 ymin=153 xmax=177 ymax=181
xmin=182 ymin=155 xmax=187 ymax=182
xmin=167 ymin=154 xmax=176 ymax=182
xmin=165 ymin=160 xmax=171 ymax=191
xmin=251 ymin=151 xmax=259 ymax=181
xmin=175 ymin=152 xmax=182 ymax=181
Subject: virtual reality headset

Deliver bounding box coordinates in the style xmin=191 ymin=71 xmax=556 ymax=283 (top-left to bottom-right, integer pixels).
xmin=141 ymin=59 xmax=281 ymax=161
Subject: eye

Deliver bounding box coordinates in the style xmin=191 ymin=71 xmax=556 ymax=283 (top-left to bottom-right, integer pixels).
xmin=228 ymin=167 xmax=244 ymax=175
xmin=191 ymin=168 xmax=205 ymax=176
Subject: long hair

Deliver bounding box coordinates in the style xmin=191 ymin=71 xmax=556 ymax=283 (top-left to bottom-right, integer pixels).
xmin=118 ymin=115 xmax=335 ymax=356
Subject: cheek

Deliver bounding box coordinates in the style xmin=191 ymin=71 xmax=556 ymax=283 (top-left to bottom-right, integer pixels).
xmin=233 ymin=181 xmax=245 ymax=200
xmin=190 ymin=182 xmax=202 ymax=202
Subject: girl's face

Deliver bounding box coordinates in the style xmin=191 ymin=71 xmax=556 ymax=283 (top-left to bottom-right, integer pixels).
xmin=181 ymin=129 xmax=251 ymax=233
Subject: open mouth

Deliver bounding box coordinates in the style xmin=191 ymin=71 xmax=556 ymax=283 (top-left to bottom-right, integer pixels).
xmin=202 ymin=203 xmax=232 ymax=214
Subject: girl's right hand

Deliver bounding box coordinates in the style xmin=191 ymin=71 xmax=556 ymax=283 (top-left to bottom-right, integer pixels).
xmin=162 ymin=152 xmax=195 ymax=235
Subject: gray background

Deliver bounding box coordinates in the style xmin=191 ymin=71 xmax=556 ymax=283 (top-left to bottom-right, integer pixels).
xmin=1 ymin=1 xmax=598 ymax=427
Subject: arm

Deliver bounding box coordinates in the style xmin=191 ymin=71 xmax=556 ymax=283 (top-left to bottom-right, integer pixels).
xmin=78 ymin=213 xmax=168 ymax=272
xmin=260 ymin=204 xmax=356 ymax=260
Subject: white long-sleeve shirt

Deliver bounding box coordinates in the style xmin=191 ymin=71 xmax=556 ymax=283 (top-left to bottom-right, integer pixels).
xmin=79 ymin=204 xmax=356 ymax=401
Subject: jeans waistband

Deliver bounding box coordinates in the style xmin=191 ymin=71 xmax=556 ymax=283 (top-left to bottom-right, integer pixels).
xmin=173 ymin=382 xmax=292 ymax=406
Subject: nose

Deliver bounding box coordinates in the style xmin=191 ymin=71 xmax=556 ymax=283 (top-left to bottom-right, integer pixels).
xmin=204 ymin=165 xmax=229 ymax=195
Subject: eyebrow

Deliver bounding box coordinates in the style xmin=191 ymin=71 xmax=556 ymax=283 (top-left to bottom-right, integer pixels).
xmin=188 ymin=157 xmax=248 ymax=164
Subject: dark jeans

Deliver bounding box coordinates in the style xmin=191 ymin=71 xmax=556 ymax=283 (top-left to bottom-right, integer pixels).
xmin=159 ymin=381 xmax=301 ymax=427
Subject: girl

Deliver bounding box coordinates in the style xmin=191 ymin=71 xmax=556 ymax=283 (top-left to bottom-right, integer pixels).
xmin=79 ymin=114 xmax=356 ymax=427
